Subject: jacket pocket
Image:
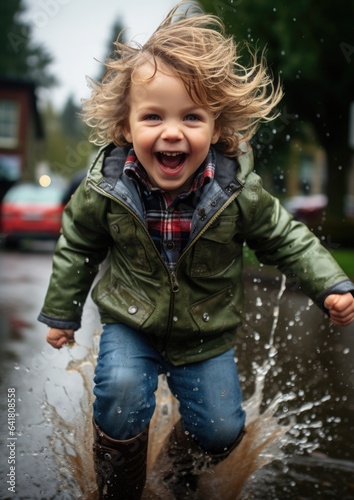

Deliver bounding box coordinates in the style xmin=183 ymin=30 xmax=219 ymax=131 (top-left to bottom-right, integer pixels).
xmin=190 ymin=215 xmax=242 ymax=277
xmin=190 ymin=286 xmax=239 ymax=334
xmin=92 ymin=278 xmax=155 ymax=328
xmin=107 ymin=212 xmax=152 ymax=272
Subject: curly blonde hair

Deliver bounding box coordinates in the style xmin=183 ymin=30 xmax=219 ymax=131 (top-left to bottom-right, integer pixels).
xmin=82 ymin=1 xmax=283 ymax=156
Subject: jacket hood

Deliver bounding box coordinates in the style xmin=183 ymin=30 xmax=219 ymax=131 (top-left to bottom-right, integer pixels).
xmin=87 ymin=143 xmax=255 ymax=193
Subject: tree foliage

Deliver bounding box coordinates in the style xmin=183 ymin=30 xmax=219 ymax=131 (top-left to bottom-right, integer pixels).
xmin=198 ymin=0 xmax=354 ymax=216
xmin=95 ymin=17 xmax=127 ymax=82
xmin=0 ymin=0 xmax=56 ymax=88
xmin=42 ymin=100 xmax=94 ymax=179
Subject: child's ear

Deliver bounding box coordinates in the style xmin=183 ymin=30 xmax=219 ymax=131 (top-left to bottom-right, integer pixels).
xmin=123 ymin=124 xmax=132 ymax=143
xmin=211 ymin=123 xmax=221 ymax=144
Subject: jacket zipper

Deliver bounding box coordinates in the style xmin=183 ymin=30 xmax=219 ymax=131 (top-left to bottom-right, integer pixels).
xmin=161 ymin=188 xmax=243 ymax=350
xmin=89 ymin=180 xmax=242 ymax=349
xmin=173 ymin=186 xmax=243 ymax=275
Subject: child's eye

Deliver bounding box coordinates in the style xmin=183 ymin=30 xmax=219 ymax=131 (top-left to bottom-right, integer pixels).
xmin=144 ymin=114 xmax=161 ymax=121
xmin=184 ymin=114 xmax=200 ymax=122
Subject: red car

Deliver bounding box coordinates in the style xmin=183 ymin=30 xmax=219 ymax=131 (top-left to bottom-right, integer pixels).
xmin=1 ymin=183 xmax=65 ymax=245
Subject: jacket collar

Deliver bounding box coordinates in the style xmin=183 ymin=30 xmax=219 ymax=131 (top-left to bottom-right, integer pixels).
xmin=89 ymin=143 xmax=254 ymax=193
xmin=88 ymin=143 xmax=254 ymax=235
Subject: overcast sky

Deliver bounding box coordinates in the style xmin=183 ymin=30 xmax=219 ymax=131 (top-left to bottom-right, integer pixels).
xmin=22 ymin=0 xmax=177 ymax=109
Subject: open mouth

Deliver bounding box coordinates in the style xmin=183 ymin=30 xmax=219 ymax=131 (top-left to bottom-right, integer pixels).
xmin=156 ymin=152 xmax=187 ymax=170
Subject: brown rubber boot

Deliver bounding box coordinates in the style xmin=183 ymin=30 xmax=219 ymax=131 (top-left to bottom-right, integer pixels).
xmin=156 ymin=419 xmax=245 ymax=498
xmin=92 ymin=419 xmax=149 ymax=500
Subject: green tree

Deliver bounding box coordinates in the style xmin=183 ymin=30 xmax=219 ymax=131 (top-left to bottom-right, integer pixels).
xmin=199 ymin=0 xmax=354 ymax=217
xmin=61 ymin=95 xmax=85 ymax=138
xmin=43 ymin=101 xmax=93 ymax=179
xmin=0 ymin=0 xmax=56 ymax=88
xmin=96 ymin=17 xmax=126 ymax=82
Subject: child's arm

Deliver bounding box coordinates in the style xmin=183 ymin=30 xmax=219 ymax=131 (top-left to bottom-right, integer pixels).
xmin=46 ymin=328 xmax=75 ymax=349
xmin=324 ymin=293 xmax=354 ymax=326
xmin=38 ymin=176 xmax=111 ymax=335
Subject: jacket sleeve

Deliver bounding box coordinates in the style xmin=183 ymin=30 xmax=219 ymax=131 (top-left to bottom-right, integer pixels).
xmin=238 ymin=172 xmax=354 ymax=312
xmin=38 ymin=179 xmax=112 ymax=330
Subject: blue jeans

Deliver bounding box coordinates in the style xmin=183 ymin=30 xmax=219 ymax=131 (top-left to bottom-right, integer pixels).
xmin=93 ymin=323 xmax=245 ymax=453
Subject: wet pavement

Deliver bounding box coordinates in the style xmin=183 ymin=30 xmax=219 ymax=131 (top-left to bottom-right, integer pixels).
xmin=0 ymin=243 xmax=353 ymax=499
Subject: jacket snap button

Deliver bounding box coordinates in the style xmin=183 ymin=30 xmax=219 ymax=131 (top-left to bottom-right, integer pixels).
xmin=165 ymin=240 xmax=175 ymax=250
xmin=104 ymin=452 xmax=112 ymax=461
xmin=128 ymin=305 xmax=138 ymax=314
xmin=202 ymin=313 xmax=210 ymax=322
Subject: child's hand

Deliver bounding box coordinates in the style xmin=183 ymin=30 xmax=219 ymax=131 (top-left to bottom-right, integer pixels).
xmin=46 ymin=328 xmax=75 ymax=349
xmin=324 ymin=293 xmax=354 ymax=326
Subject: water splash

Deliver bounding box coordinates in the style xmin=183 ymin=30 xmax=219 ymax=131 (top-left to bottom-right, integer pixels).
xmin=43 ymin=274 xmax=333 ymax=499
xmin=43 ymin=335 xmax=99 ymax=500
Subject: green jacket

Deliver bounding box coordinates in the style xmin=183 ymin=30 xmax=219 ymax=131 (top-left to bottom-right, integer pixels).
xmin=38 ymin=144 xmax=354 ymax=365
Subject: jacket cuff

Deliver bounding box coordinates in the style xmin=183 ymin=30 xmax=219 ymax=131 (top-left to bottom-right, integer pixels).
xmin=317 ymin=279 xmax=354 ymax=315
xmin=37 ymin=312 xmax=81 ymax=331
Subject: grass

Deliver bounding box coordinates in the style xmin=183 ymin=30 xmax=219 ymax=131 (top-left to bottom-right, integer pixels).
xmin=330 ymin=249 xmax=354 ymax=279
xmin=243 ymin=245 xmax=354 ymax=280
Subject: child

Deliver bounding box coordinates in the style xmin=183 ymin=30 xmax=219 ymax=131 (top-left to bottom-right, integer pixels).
xmin=39 ymin=2 xmax=354 ymax=498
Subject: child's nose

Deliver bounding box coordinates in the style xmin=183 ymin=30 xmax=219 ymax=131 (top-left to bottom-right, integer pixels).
xmin=161 ymin=122 xmax=183 ymax=141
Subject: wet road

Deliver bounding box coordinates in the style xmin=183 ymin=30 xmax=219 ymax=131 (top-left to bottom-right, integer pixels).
xmin=0 ymin=243 xmax=101 ymax=499
xmin=0 ymin=244 xmax=353 ymax=499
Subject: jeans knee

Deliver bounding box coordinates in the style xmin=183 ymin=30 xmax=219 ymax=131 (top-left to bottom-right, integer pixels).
xmin=184 ymin=407 xmax=246 ymax=454
xmin=93 ymin=368 xmax=157 ymax=439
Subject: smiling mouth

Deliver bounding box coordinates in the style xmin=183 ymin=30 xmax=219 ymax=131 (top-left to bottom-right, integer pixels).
xmin=156 ymin=152 xmax=186 ymax=169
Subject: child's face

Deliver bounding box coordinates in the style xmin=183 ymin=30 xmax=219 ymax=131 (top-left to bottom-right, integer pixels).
xmin=124 ymin=61 xmax=220 ymax=198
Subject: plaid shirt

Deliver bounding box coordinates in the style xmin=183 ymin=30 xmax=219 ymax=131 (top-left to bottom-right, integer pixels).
xmin=124 ymin=149 xmax=215 ymax=270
